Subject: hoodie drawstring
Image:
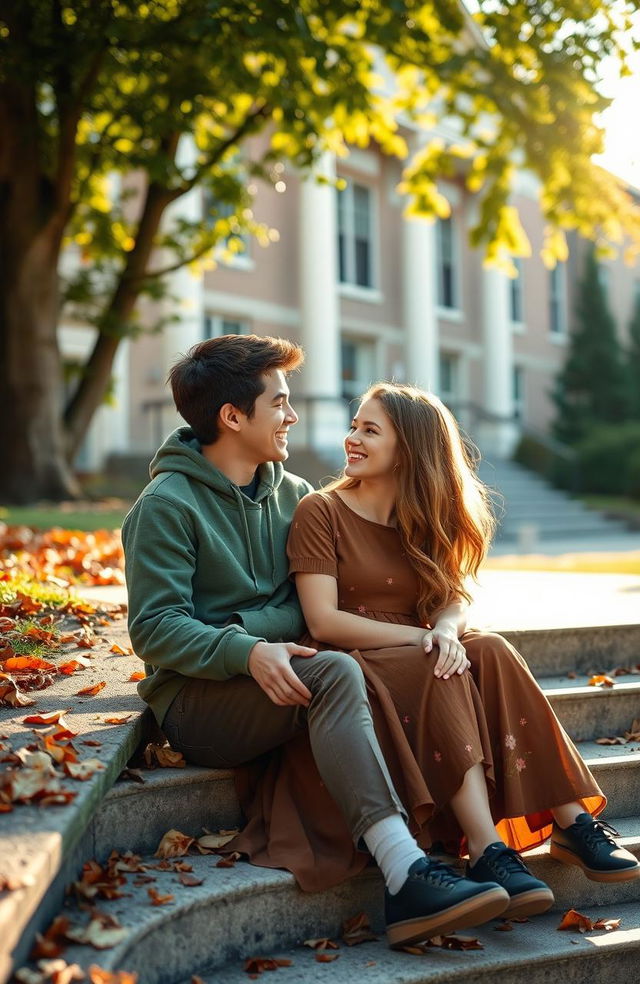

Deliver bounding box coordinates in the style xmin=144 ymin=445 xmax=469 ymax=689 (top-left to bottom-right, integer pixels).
xmin=232 ymin=486 xmax=258 ymax=590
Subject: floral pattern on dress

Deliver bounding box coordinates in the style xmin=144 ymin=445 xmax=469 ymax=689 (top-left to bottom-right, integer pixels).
xmin=434 ymin=750 xmax=442 ymax=763
xmin=505 ymin=734 xmax=516 ymax=750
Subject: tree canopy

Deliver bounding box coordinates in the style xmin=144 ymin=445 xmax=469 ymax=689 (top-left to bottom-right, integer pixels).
xmin=1 ymin=0 xmax=640 ymax=501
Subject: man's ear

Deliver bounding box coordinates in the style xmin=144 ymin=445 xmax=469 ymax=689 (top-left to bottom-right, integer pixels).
xmin=218 ymin=402 xmax=244 ymax=433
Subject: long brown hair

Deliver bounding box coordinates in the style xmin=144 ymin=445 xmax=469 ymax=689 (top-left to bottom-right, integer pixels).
xmin=329 ymin=383 xmax=496 ymax=624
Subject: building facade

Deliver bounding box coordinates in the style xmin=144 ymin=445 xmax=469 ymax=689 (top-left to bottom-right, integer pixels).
xmin=60 ymin=136 xmax=640 ymax=475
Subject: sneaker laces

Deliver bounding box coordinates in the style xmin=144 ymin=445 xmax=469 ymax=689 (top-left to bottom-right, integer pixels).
xmin=418 ymin=856 xmax=465 ymax=888
xmin=577 ymin=818 xmax=621 ymax=852
xmin=487 ymin=846 xmax=530 ymax=880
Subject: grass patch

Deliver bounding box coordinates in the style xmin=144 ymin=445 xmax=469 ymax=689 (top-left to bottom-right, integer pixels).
xmin=0 ymin=501 xmax=130 ymax=531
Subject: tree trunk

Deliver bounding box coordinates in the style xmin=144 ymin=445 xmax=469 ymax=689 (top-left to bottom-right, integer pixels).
xmin=0 ymin=232 xmax=81 ymax=504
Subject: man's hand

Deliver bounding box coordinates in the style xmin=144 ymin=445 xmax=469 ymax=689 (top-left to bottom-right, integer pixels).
xmin=422 ymin=625 xmax=470 ymax=680
xmin=248 ymin=641 xmax=317 ymax=707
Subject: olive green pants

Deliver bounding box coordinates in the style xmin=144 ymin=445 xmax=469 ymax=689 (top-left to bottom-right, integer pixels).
xmin=161 ymin=649 xmax=405 ymax=844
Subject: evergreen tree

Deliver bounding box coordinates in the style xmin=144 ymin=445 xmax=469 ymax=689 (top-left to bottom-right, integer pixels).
xmin=552 ymin=249 xmax=630 ymax=445
xmin=627 ymin=292 xmax=640 ymax=420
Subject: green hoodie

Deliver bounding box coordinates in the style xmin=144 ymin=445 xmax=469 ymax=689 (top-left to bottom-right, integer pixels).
xmin=121 ymin=427 xmax=313 ymax=725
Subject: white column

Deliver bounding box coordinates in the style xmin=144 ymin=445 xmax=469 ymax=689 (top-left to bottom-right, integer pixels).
xmin=402 ymin=214 xmax=439 ymax=392
xmin=161 ymin=136 xmax=205 ymax=433
xmin=296 ymin=152 xmax=347 ymax=450
xmin=478 ymin=267 xmax=518 ymax=457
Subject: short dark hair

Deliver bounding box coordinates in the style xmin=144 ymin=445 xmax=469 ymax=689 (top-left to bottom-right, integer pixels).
xmin=168 ymin=333 xmax=304 ymax=443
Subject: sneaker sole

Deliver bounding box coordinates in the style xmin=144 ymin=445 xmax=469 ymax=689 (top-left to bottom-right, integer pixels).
xmin=387 ymin=886 xmax=510 ymax=949
xmin=550 ymin=841 xmax=640 ymax=883
xmin=504 ymin=887 xmax=555 ymax=918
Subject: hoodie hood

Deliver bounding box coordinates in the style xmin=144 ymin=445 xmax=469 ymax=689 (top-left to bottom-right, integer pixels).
xmin=149 ymin=426 xmax=285 ymax=502
xmin=149 ymin=427 xmax=285 ymax=587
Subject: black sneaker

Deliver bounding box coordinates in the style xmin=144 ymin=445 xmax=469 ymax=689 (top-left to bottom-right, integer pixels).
xmin=467 ymin=842 xmax=554 ymax=917
xmin=385 ymin=856 xmax=509 ymax=948
xmin=550 ymin=813 xmax=640 ymax=883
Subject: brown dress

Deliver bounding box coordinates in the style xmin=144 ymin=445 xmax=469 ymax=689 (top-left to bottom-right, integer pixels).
xmin=228 ymin=491 xmax=604 ymax=891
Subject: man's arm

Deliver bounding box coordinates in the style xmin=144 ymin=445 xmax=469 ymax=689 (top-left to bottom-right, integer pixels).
xmin=123 ymin=494 xmax=262 ymax=679
xmin=228 ymin=579 xmax=306 ymax=642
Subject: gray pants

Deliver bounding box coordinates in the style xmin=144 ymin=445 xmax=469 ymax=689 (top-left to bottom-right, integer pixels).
xmin=161 ymin=650 xmax=405 ymax=844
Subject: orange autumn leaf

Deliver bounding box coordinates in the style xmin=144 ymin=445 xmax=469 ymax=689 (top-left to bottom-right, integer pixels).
xmin=64 ymin=758 xmax=105 ymax=781
xmin=143 ymin=742 xmax=185 ymax=769
xmin=40 ymin=734 xmax=79 ymax=765
xmin=177 ymin=872 xmax=204 ymax=887
xmin=315 ymin=953 xmax=339 ymax=962
xmin=58 ymin=661 xmax=85 ymax=675
xmin=30 ymin=915 xmax=71 ymax=959
xmin=103 ymin=716 xmax=132 ymax=725
xmin=557 ymin=908 xmax=594 ymax=932
xmin=128 ymin=671 xmax=144 ymax=682
xmin=110 ymin=643 xmax=133 ymax=656
xmin=88 ymin=967 xmax=138 ymax=984
xmin=437 ymin=934 xmax=484 ymax=950
xmin=76 ymin=681 xmax=106 ymax=697
xmin=0 ymin=674 xmax=36 ymax=707
xmin=148 ymin=887 xmax=174 ymax=906
xmin=65 ymin=916 xmax=129 ymax=949
xmin=588 ymin=674 xmax=615 ymax=688
xmin=303 ymin=938 xmax=340 ymax=951
xmin=2 ymin=655 xmax=56 ymax=673
xmin=23 ymin=711 xmax=71 ymax=726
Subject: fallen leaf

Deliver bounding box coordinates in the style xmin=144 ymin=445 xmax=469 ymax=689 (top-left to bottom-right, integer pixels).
xmin=109 ymin=643 xmax=132 ymax=656
xmin=177 ymin=872 xmax=204 ymax=887
xmin=88 ymin=966 xmax=138 ymax=983
xmin=103 ymin=716 xmax=132 ymax=725
xmin=244 ymin=957 xmax=292 ymax=974
xmin=215 ymin=852 xmax=241 ymax=868
xmin=82 ymin=739 xmax=102 ymax=747
xmin=64 ymin=759 xmax=105 ymax=781
xmin=342 ymin=912 xmax=378 ymax=946
xmin=494 ymin=920 xmax=514 ymax=931
xmin=557 ymin=908 xmax=594 ymax=932
xmin=128 ymin=672 xmax=144 ymax=682
xmin=155 ymin=829 xmax=194 ymax=858
xmin=593 ymin=917 xmax=621 ymax=931
xmin=76 ymin=681 xmax=106 ymax=697
xmin=65 ymin=917 xmax=129 ymax=949
xmin=2 ymin=655 xmax=56 ymax=673
xmin=303 ymin=938 xmax=340 ymax=950
xmin=23 ymin=711 xmax=72 ymax=727
xmin=315 ymin=953 xmax=339 ymax=962
xmin=143 ymin=742 xmax=186 ymax=769
xmin=148 ymin=887 xmax=174 ymax=906
xmin=587 ymin=674 xmax=615 ymax=688
xmin=437 ymin=934 xmax=484 ymax=950
xmin=197 ymin=829 xmax=238 ymax=850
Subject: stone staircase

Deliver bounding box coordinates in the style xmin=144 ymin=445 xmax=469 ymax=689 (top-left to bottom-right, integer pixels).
xmin=3 ymin=622 xmax=640 ymax=983
xmin=478 ymin=458 xmax=630 ymax=544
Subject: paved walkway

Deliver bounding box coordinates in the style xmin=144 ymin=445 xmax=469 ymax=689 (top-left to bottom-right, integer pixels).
xmin=79 ymin=566 xmax=640 ymax=636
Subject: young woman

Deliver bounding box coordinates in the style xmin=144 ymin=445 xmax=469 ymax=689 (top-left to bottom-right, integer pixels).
xmin=230 ymin=383 xmax=638 ymax=914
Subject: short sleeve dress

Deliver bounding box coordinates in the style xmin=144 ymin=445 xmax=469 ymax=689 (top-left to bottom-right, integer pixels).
xmin=228 ymin=490 xmax=604 ymax=892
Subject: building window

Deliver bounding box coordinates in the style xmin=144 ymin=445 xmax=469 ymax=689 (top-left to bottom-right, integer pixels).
xmin=510 ymin=258 xmax=524 ymax=324
xmin=439 ymin=352 xmax=460 ymax=409
xmin=204 ymin=314 xmax=250 ymax=339
xmin=513 ymin=366 xmax=525 ymax=421
xmin=549 ymin=264 xmax=566 ymax=335
xmin=436 ymin=216 xmax=458 ymax=309
xmin=337 ymin=182 xmax=374 ymax=288
xmin=341 ymin=336 xmax=377 ymax=401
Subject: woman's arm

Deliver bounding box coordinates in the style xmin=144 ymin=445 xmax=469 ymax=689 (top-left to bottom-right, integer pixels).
xmin=422 ymin=598 xmax=471 ymax=678
xmin=295 ymin=572 xmax=426 ymax=650
xmin=431 ymin=599 xmax=469 ymax=637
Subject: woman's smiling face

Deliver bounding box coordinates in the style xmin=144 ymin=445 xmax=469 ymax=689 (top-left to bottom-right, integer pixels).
xmin=344 ymin=397 xmax=398 ymax=480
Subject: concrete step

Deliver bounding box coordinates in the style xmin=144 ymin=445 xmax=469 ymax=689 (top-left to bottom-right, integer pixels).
xmin=543 ymin=675 xmax=640 ymax=742
xmin=501 ymin=623 xmax=640 ymax=677
xmin=26 ymin=821 xmax=640 ymax=984
xmin=178 ymin=900 xmax=640 ymax=984
xmin=95 ymin=743 xmax=640 ymax=860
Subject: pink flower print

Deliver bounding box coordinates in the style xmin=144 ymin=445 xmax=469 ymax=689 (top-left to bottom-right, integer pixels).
xmin=358 ymin=605 xmax=366 ymax=613
xmin=520 ymin=717 xmax=527 ymax=726
xmin=434 ymin=750 xmax=442 ymax=763
xmin=386 ymin=578 xmax=394 ymax=584
xmin=465 ymin=744 xmax=473 ymax=752
xmin=505 ymin=734 xmax=516 ymax=750
xmin=516 ymin=758 xmax=526 ymax=772
xmin=349 ymin=586 xmax=355 ymax=592
xmin=403 ymin=715 xmax=410 ymax=724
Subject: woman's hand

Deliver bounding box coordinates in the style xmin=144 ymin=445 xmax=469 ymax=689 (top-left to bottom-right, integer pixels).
xmin=422 ymin=624 xmax=470 ymax=679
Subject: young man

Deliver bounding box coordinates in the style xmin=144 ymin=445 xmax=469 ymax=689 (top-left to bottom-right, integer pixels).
xmin=122 ymin=333 xmax=509 ymax=947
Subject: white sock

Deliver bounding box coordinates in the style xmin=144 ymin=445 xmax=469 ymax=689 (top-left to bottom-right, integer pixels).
xmin=362 ymin=814 xmax=426 ymax=895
